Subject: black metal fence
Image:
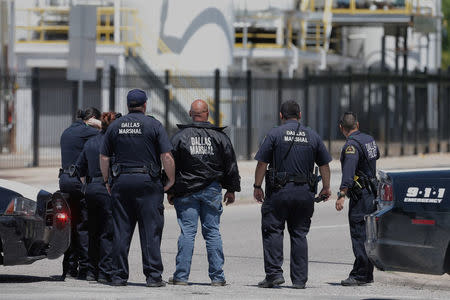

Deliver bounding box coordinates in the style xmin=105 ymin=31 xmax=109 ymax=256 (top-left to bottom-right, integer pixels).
xmin=1 ymin=66 xmax=450 ymax=168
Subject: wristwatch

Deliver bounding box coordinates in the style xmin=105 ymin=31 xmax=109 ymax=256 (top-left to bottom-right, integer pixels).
xmin=253 ymin=184 xmax=262 ymax=189
xmin=337 ymin=191 xmax=346 ymax=198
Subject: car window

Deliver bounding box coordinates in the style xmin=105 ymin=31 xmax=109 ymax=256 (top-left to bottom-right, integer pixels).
xmin=0 ymin=187 xmax=22 ymax=214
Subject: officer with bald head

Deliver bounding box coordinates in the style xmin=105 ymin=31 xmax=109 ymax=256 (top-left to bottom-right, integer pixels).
xmin=167 ymin=99 xmax=241 ymax=286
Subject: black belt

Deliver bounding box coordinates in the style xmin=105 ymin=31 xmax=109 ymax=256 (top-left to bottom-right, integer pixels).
xmin=89 ymin=177 xmax=104 ymax=183
xmin=112 ymin=165 xmax=151 ymax=177
xmin=121 ymin=167 xmax=149 ymax=174
xmin=286 ymin=174 xmax=308 ymax=184
xmin=277 ymin=172 xmax=308 ymax=184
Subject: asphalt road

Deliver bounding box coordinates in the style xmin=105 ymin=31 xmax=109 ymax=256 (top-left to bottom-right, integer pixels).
xmin=2 ymin=155 xmax=450 ymax=299
xmin=2 ymin=202 xmax=450 ymax=299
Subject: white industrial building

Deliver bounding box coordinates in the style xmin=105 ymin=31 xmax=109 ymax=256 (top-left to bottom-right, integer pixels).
xmin=0 ymin=0 xmax=443 ymax=165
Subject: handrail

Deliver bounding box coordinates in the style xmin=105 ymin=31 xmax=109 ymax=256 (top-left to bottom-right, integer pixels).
xmin=15 ymin=6 xmax=141 ymax=55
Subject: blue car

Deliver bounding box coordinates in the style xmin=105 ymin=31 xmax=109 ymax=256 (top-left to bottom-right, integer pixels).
xmin=0 ymin=180 xmax=70 ymax=266
xmin=365 ymin=168 xmax=450 ymax=275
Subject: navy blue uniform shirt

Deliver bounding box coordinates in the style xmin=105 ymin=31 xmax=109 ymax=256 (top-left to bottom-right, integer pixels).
xmin=76 ymin=133 xmax=105 ymax=178
xmin=339 ymin=130 xmax=379 ymax=190
xmin=60 ymin=120 xmax=99 ymax=169
xmin=100 ymin=111 xmax=172 ymax=170
xmin=255 ymin=120 xmax=332 ymax=175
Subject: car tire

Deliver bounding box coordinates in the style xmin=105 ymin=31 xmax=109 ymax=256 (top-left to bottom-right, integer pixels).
xmin=0 ymin=235 xmax=3 ymax=265
xmin=444 ymin=242 xmax=450 ymax=274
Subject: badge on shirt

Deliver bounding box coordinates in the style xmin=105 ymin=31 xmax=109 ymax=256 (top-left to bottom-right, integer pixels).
xmin=345 ymin=145 xmax=356 ymax=154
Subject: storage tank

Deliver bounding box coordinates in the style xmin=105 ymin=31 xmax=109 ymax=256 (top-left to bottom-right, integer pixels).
xmin=124 ymin=0 xmax=234 ymax=73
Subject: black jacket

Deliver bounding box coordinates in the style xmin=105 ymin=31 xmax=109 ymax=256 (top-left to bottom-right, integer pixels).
xmin=170 ymin=122 xmax=241 ymax=197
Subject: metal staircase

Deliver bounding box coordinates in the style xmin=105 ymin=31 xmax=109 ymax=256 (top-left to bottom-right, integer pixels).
xmin=126 ymin=55 xmax=191 ymax=125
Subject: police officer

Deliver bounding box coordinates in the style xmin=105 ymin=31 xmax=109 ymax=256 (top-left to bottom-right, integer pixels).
xmin=59 ymin=107 xmax=101 ymax=280
xmin=76 ymin=112 xmax=120 ymax=283
xmin=253 ymin=100 xmax=332 ymax=289
xmin=167 ymin=99 xmax=241 ymax=286
xmin=336 ymin=112 xmax=379 ymax=286
xmin=100 ymin=89 xmax=175 ymax=287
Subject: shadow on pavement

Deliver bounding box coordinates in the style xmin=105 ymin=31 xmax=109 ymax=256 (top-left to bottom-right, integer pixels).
xmin=126 ymin=282 xmax=147 ymax=287
xmin=244 ymin=284 xmax=282 ymax=289
xmin=0 ymin=274 xmax=61 ymax=283
xmin=310 ymin=260 xmax=353 ymax=266
xmin=186 ymin=282 xmax=213 ymax=286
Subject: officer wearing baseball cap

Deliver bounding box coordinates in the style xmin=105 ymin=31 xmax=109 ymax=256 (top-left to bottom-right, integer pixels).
xmin=100 ymin=89 xmax=175 ymax=287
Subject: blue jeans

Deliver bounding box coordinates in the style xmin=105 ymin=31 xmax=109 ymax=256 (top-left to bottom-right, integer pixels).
xmin=173 ymin=182 xmax=225 ymax=282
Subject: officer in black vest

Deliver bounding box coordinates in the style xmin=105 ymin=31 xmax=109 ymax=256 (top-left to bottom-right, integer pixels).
xmin=76 ymin=112 xmax=120 ymax=283
xmin=100 ymin=89 xmax=175 ymax=287
xmin=336 ymin=112 xmax=379 ymax=286
xmin=253 ymin=100 xmax=332 ymax=289
xmin=59 ymin=107 xmax=101 ymax=280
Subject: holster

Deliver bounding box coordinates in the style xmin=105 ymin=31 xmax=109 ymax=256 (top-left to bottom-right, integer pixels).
xmin=308 ymin=173 xmax=320 ymax=194
xmin=112 ymin=164 xmax=121 ymax=177
xmin=58 ymin=165 xmax=78 ymax=178
xmin=367 ymin=177 xmax=379 ymax=197
xmin=355 ymin=171 xmax=378 ymax=198
xmin=266 ymin=168 xmax=283 ymax=190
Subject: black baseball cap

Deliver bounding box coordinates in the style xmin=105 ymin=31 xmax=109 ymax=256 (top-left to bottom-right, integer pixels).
xmin=127 ymin=89 xmax=148 ymax=107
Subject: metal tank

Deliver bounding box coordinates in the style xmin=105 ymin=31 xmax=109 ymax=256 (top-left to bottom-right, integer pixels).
xmin=124 ymin=0 xmax=234 ymax=73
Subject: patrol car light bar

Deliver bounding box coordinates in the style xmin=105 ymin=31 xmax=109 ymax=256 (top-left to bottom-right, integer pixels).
xmin=4 ymin=197 xmax=37 ymax=216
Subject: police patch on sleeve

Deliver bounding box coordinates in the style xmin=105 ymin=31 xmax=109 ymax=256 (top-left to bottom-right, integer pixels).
xmin=345 ymin=145 xmax=356 ymax=154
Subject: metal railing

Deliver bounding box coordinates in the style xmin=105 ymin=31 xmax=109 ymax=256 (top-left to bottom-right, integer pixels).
xmin=15 ymin=6 xmax=141 ymax=55
xmin=234 ymin=0 xmax=434 ymax=52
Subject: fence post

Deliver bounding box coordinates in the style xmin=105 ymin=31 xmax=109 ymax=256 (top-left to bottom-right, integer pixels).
xmin=382 ymin=70 xmax=389 ymax=157
xmin=31 ymin=68 xmax=40 ymax=167
xmin=400 ymin=67 xmax=407 ymax=156
xmin=414 ymin=69 xmax=419 ymax=155
xmin=214 ymin=69 xmax=220 ymax=126
xmin=367 ymin=67 xmax=372 ymax=134
xmin=303 ymin=67 xmax=309 ymax=126
xmin=246 ymin=70 xmax=252 ymax=160
xmin=327 ymin=67 xmax=332 ymax=152
xmin=347 ymin=66 xmax=352 ymax=111
xmin=424 ymin=67 xmax=429 ymax=154
xmin=109 ymin=65 xmax=116 ymax=111
xmin=164 ymin=70 xmax=170 ymax=130
xmin=448 ymin=67 xmax=450 ymax=153
xmin=437 ymin=68 xmax=442 ymax=153
xmin=277 ymin=70 xmax=282 ymax=126
xmin=72 ymin=81 xmax=78 ymax=123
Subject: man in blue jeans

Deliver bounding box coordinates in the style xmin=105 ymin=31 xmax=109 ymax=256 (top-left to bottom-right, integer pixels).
xmin=167 ymin=99 xmax=241 ymax=286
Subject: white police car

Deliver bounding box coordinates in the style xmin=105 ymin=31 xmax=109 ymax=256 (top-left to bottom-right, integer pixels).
xmin=0 ymin=179 xmax=70 ymax=265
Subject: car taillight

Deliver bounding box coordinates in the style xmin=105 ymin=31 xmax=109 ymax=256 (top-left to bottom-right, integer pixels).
xmin=4 ymin=197 xmax=37 ymax=216
xmin=56 ymin=212 xmax=68 ymax=222
xmin=379 ymin=182 xmax=394 ymax=207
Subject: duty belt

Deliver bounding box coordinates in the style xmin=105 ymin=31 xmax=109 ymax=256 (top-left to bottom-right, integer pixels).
xmin=276 ymin=172 xmax=308 ymax=184
xmin=112 ymin=165 xmax=157 ymax=178
xmin=89 ymin=176 xmax=104 ymax=184
xmin=59 ymin=165 xmax=77 ymax=177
